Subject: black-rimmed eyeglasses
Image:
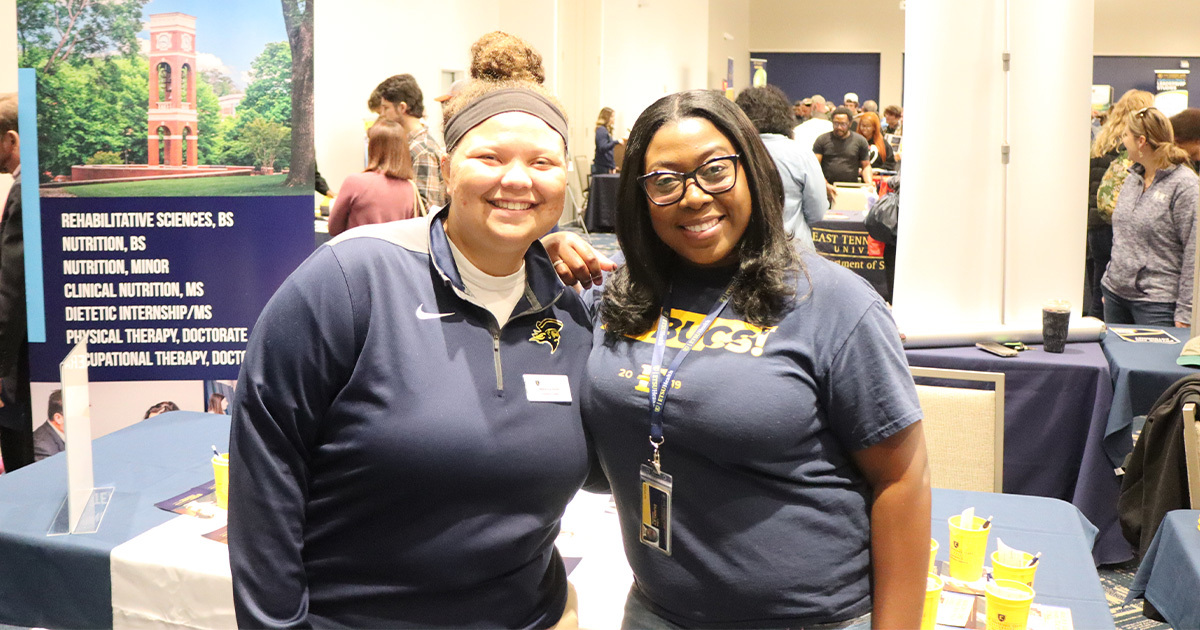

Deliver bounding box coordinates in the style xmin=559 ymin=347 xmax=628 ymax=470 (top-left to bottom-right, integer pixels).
xmin=638 ymin=154 xmax=741 ymax=206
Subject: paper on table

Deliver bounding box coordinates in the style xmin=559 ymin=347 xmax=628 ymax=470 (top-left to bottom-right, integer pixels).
xmin=937 ymin=591 xmax=975 ymax=627
xmin=960 ymin=506 xmax=975 ymax=525
xmin=996 ymin=538 xmax=1031 ymax=567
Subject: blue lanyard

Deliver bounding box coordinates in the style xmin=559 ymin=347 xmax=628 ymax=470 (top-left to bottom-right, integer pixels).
xmin=647 ymin=279 xmax=737 ymax=461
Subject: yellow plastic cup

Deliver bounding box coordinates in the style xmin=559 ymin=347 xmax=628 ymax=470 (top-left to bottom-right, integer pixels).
xmin=212 ymin=453 xmax=230 ymax=509
xmin=948 ymin=515 xmax=990 ymax=581
xmin=921 ymin=573 xmax=944 ymax=630
xmin=930 ymin=538 xmax=939 ymax=574
xmin=985 ymin=579 xmax=1035 ymax=630
xmin=991 ymin=551 xmax=1038 ymax=588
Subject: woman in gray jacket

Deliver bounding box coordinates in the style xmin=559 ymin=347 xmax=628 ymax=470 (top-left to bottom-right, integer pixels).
xmin=1102 ymin=106 xmax=1199 ymax=327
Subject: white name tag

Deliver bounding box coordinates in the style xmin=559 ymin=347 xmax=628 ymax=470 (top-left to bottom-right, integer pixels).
xmin=523 ymin=374 xmax=572 ymax=403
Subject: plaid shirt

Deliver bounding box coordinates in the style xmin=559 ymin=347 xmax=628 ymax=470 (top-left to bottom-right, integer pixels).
xmin=409 ymin=126 xmax=446 ymax=208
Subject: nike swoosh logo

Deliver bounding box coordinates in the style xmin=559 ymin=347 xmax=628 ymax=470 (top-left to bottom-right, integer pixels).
xmin=415 ymin=304 xmax=454 ymax=320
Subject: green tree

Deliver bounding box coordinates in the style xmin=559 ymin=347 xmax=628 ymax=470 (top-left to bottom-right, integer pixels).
xmin=238 ymin=41 xmax=291 ymax=125
xmin=199 ymin=68 xmax=238 ymax=98
xmin=281 ymin=0 xmax=313 ymax=189
xmin=86 ymin=150 xmax=121 ymax=165
xmin=240 ymin=118 xmax=289 ymax=171
xmin=195 ymin=79 xmax=222 ymax=165
xmin=34 ymin=55 xmax=148 ymax=175
xmin=17 ymin=0 xmax=148 ymax=74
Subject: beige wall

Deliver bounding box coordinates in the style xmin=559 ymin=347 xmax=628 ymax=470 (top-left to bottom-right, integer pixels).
xmin=747 ymin=0 xmax=1200 ymax=111
xmin=598 ymin=0 xmax=710 ymax=140
xmin=1093 ymin=0 xmax=1200 ymax=55
xmin=748 ymin=0 xmax=906 ymax=108
xmin=708 ymin=0 xmax=751 ymax=93
xmin=314 ymin=0 xmax=502 ymax=193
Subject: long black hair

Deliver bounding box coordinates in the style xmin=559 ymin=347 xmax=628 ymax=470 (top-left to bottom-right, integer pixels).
xmin=601 ymin=89 xmax=800 ymax=338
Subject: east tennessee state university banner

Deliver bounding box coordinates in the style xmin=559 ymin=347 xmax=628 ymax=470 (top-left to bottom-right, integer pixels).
xmin=18 ymin=0 xmax=314 ymax=437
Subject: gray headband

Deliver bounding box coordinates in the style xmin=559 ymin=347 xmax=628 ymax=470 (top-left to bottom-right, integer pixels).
xmin=443 ymin=88 xmax=568 ymax=155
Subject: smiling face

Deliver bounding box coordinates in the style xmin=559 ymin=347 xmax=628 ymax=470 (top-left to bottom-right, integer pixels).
xmin=643 ymin=117 xmax=752 ymax=268
xmin=1122 ymin=127 xmax=1145 ymax=161
xmin=858 ymin=118 xmax=876 ymax=139
xmin=442 ymin=111 xmax=566 ymax=275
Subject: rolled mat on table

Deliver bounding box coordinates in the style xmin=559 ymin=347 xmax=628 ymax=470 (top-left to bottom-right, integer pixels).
xmin=899 ymin=317 xmax=1106 ymax=349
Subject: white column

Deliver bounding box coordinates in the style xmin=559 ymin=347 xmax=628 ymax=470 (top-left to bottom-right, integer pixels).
xmin=894 ymin=0 xmax=1095 ymax=334
xmin=893 ymin=0 xmax=1007 ymax=331
xmin=1005 ymin=0 xmax=1093 ymax=324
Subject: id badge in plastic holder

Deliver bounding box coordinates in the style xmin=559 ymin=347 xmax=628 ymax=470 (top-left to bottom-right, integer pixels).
xmin=639 ymin=463 xmax=673 ymax=555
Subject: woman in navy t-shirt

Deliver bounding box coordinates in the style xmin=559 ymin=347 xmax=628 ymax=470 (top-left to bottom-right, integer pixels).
xmin=580 ymin=90 xmax=932 ymax=628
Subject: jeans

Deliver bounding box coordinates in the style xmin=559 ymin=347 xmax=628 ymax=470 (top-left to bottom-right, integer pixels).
xmin=1101 ymin=285 xmax=1176 ymax=326
xmin=619 ymin=585 xmax=872 ymax=630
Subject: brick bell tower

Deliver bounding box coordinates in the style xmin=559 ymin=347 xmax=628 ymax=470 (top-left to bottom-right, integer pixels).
xmin=148 ymin=13 xmax=198 ymax=167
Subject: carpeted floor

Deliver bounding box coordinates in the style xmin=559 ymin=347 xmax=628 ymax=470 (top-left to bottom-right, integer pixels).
xmin=1101 ymin=559 xmax=1170 ymax=629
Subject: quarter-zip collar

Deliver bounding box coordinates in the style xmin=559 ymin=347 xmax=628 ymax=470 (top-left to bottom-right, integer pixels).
xmin=426 ymin=205 xmax=567 ymax=317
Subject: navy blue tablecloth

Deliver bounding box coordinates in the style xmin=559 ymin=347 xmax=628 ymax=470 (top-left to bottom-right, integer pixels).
xmin=907 ymin=343 xmax=1132 ymax=564
xmin=1128 ymin=509 xmax=1200 ymax=629
xmin=0 ymin=411 xmax=228 ymax=628
xmin=584 ymin=173 xmax=620 ymax=232
xmin=933 ymin=489 xmax=1113 ymax=629
xmin=1100 ymin=325 xmax=1196 ymax=469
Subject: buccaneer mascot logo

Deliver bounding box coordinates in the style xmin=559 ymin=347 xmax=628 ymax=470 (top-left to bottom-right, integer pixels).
xmin=530 ymin=318 xmax=563 ymax=353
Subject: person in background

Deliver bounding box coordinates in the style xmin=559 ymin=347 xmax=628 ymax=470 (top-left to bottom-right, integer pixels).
xmin=793 ymin=102 xmax=834 ymax=158
xmin=857 ymin=111 xmax=897 ymax=172
xmin=594 ymin=106 xmax=624 ymax=174
xmin=861 ymin=100 xmax=879 ymax=115
xmin=793 ymin=98 xmax=813 ymax=123
xmin=1087 ymin=89 xmax=1154 ymax=319
xmin=435 ymin=78 xmax=470 ymax=114
xmin=0 ymin=93 xmax=31 ymax=473
xmin=144 ymin=400 xmax=180 ymax=419
xmin=1169 ymin=108 xmax=1200 ymax=167
xmin=370 ymin=74 xmax=447 ymax=209
xmin=1102 ymin=106 xmax=1199 ymax=327
xmin=735 ymin=85 xmax=828 ymax=249
xmin=1091 ymin=108 xmax=1106 ymax=143
xmin=843 ymin=92 xmax=860 ymax=116
xmin=810 ymin=94 xmax=830 ymax=119
xmin=585 ymin=88 xmax=930 ymax=629
xmin=315 ymin=168 xmax=332 ymax=197
xmin=814 ymin=106 xmax=872 ymax=185
xmin=207 ymin=393 xmax=228 ymax=415
xmin=32 ymin=390 xmax=64 ymax=462
xmin=883 ymin=104 xmax=903 ymax=136
xmin=229 ymin=33 xmax=598 ymax=629
xmin=328 ymin=119 xmax=419 ymax=237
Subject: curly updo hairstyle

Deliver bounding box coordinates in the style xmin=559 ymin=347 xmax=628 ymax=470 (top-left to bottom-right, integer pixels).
xmin=469 ymin=31 xmax=546 ymax=85
xmin=442 ymin=32 xmax=564 ymax=136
